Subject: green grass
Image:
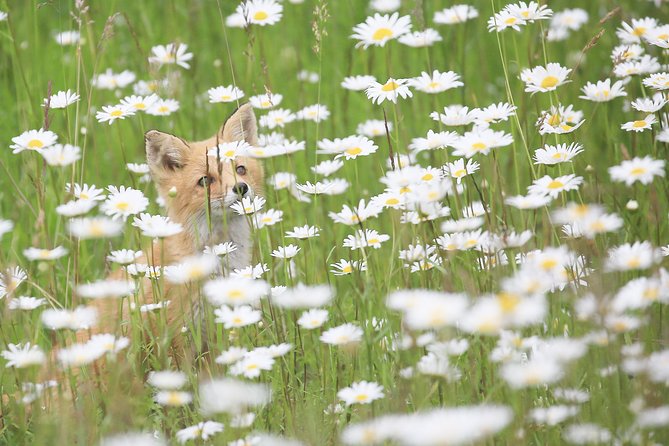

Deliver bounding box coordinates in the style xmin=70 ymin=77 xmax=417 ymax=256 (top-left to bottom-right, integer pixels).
xmin=1 ymin=0 xmax=669 ymax=444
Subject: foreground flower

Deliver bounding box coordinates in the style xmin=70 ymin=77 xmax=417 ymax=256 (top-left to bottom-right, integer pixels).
xmin=43 ymin=89 xmax=80 ymax=109
xmin=409 ymin=70 xmax=463 ymax=93
xmin=365 ymin=78 xmax=412 ymax=104
xmin=199 ymin=378 xmax=271 ymax=415
xmin=343 ymin=229 xmax=390 ymax=250
xmin=24 ymin=246 xmax=68 ymax=261
xmin=621 ymin=114 xmax=656 ymax=132
xmin=69 ymin=217 xmax=124 ymax=239
xmin=320 ymin=323 xmax=363 ymax=346
xmin=230 ymin=196 xmax=266 ymax=215
xmin=533 ymin=143 xmax=583 ymax=165
xmin=10 ymin=129 xmax=58 ymax=154
xmin=149 ymin=43 xmax=193 ymax=69
xmin=338 ymin=381 xmax=384 ymax=406
xmin=1 ymin=343 xmax=46 ymax=368
xmin=214 ymin=305 xmax=261 ymax=328
xmin=41 ymin=144 xmax=81 ymax=166
xmin=96 ymin=104 xmax=136 ymax=125
xmin=441 ymin=158 xmax=480 ymax=183
xmin=521 ymin=63 xmax=571 ymax=93
xmin=101 ymin=433 xmax=166 ymax=446
xmin=297 ymin=309 xmax=329 ymax=329
xmin=351 ymin=12 xmax=411 ymax=48
xmin=155 ymin=390 xmax=193 ymax=407
xmin=207 ymin=85 xmax=245 ymax=103
xmin=165 ymin=255 xmax=218 ymax=283
xmin=148 ymin=370 xmax=187 ymax=389
xmin=176 ymin=421 xmax=225 ymax=444
xmin=579 ymin=79 xmax=626 ymax=102
xmin=609 ymin=156 xmax=665 ymax=186
xmin=285 ymin=225 xmax=320 ymax=239
xmin=239 ymin=0 xmax=283 ymax=26
xmin=528 ymin=175 xmax=583 ymax=198
xmin=132 ymin=213 xmax=183 ymax=237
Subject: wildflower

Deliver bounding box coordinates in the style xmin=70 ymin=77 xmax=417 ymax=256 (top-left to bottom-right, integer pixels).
xmin=474 ymin=102 xmax=517 ymax=124
xmin=259 ymin=108 xmax=296 ymax=129
xmin=249 ymin=93 xmax=283 ymax=109
xmin=533 ymin=143 xmax=583 ymax=165
xmin=43 ymin=89 xmax=79 ymax=109
xmin=441 ymin=158 xmax=480 ymax=183
xmin=351 ymin=12 xmax=411 ymax=48
xmin=176 ymin=421 xmax=225 ymax=444
xmin=57 ymin=341 xmax=106 ymax=368
xmin=271 ymin=244 xmax=300 ymax=259
xmin=311 ymin=160 xmax=343 ymax=177
xmin=155 ymin=390 xmax=193 ymax=407
xmin=488 ymin=10 xmax=525 ymax=32
xmin=579 ymin=79 xmax=626 ymax=102
xmin=146 ymin=98 xmax=180 ymax=116
xmin=338 ymin=381 xmax=384 ymax=406
xmin=529 ymin=406 xmax=580 ymax=426
xmin=68 ymin=217 xmax=123 ymax=239
xmin=537 ymin=104 xmax=585 ymax=134
xmin=8 ymin=296 xmax=46 ymax=310
xmin=297 ymin=309 xmax=329 ymax=329
xmin=199 ymin=378 xmax=270 ymax=415
xmin=272 ymin=284 xmax=334 ymax=309
xmin=365 ymin=77 xmax=413 ymax=104
xmin=91 ymin=69 xmax=136 ymax=90
xmin=296 ymin=104 xmax=330 ymax=122
xmin=77 ymin=279 xmax=134 ymax=299
xmin=615 ymin=56 xmax=661 ymax=78
xmin=343 ymin=229 xmax=390 ymax=250
xmin=631 ymin=95 xmax=668 ymax=113
xmin=398 ymin=28 xmax=442 ymax=47
xmin=562 ymin=423 xmax=612 ymax=444
xmin=434 ymin=5 xmax=478 ymax=24
xmin=100 ymin=433 xmax=166 ymax=446
xmin=506 ymin=1 xmax=553 ymax=22
xmin=254 ymin=209 xmax=283 ymax=228
xmin=1 ymin=343 xmax=46 ymax=368
xmin=107 ymin=249 xmax=143 ymax=265
xmin=409 ymin=70 xmax=463 ymax=93
xmin=451 ymin=127 xmax=514 ymax=158
xmin=501 ymin=359 xmax=565 ymax=388
xmin=148 ymin=370 xmax=187 ymax=389
xmin=89 ymin=334 xmax=130 ymax=354
xmin=41 ymin=144 xmax=81 ymax=166
xmin=286 ymin=224 xmax=320 ymax=239
xmin=320 ymin=323 xmax=364 ymax=346
xmin=230 ymin=353 xmax=275 ymax=379
xmin=239 ymin=0 xmax=283 ymax=26
xmin=10 ymin=129 xmax=58 ymax=154
xmin=148 ymin=43 xmax=193 ymax=69
xmin=528 ymin=174 xmax=583 ymax=198
xmin=416 ymin=353 xmax=462 ymax=379
xmin=96 ymin=104 xmax=136 ymax=124
xmin=621 ymin=114 xmax=656 ymax=132
xmin=207 ymin=85 xmax=245 ymax=103
xmin=231 ymin=263 xmax=268 ymax=279
xmin=165 ymin=255 xmax=218 ymax=284
xmin=605 ymin=241 xmax=661 ymax=272
xmin=214 ymin=305 xmax=262 ymax=328
xmin=54 ymin=30 xmax=80 ymax=45
xmin=617 ymin=17 xmax=657 ymax=43
xmin=0 ymin=267 xmax=27 ymax=298
xmin=609 ymin=156 xmax=665 ymax=186
xmin=67 ymin=183 xmax=105 ymax=202
xmin=521 ymin=63 xmax=571 ymax=93
xmin=24 ymin=246 xmax=68 ymax=261
xmin=132 ymin=213 xmax=183 ymax=237
xmin=230 ymin=196 xmax=266 ymax=215
xmin=341 ymin=75 xmax=377 ymax=91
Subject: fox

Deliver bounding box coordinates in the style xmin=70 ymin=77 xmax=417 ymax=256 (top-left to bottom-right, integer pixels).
xmin=92 ymin=103 xmax=265 ymax=353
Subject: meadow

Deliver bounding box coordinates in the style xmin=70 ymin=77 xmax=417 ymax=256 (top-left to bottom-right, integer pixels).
xmin=1 ymin=0 xmax=669 ymax=444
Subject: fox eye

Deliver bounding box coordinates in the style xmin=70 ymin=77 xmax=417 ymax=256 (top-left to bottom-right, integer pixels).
xmin=197 ymin=176 xmax=214 ymax=187
xmin=236 ymin=165 xmax=247 ymax=176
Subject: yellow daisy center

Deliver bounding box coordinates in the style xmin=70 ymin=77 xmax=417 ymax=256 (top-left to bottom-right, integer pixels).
xmin=253 ymin=11 xmax=268 ymax=21
xmin=560 ymin=124 xmax=573 ymax=131
xmin=158 ymin=106 xmax=169 ymax=113
xmin=381 ymin=81 xmax=399 ymax=92
xmin=541 ymin=259 xmax=558 ymax=270
xmin=346 ymin=147 xmax=363 ymax=156
xmin=372 ymin=27 xmax=393 ymax=41
xmin=89 ymin=222 xmax=105 ymax=236
xmin=428 ymin=81 xmax=440 ymax=89
xmin=342 ymin=265 xmax=353 ymax=274
xmin=547 ymin=180 xmax=564 ymax=190
xmin=367 ymin=238 xmax=380 ymax=245
xmin=547 ymin=114 xmax=561 ymax=126
xmin=110 ymin=110 xmax=123 ymax=117
xmin=453 ymin=169 xmax=467 ymax=177
xmin=422 ymin=173 xmax=434 ymax=181
xmin=261 ymin=101 xmax=271 ymax=107
xmin=385 ymin=198 xmax=399 ymax=205
xmin=115 ymin=202 xmax=129 ymax=211
xmin=355 ymin=393 xmax=369 ymax=402
xmin=643 ymin=287 xmax=659 ymax=300
xmin=633 ymin=27 xmax=646 ymax=37
xmin=134 ymin=103 xmax=146 ymax=110
xmin=505 ymin=17 xmax=517 ymax=25
xmin=224 ymin=150 xmax=235 ymax=158
xmin=232 ymin=316 xmax=243 ymax=325
xmin=497 ymin=292 xmax=521 ymax=313
xmin=540 ymin=76 xmax=560 ymax=89
xmin=472 ymin=142 xmax=486 ymax=151
xmin=552 ymin=153 xmax=566 ymax=160
xmin=27 ymin=139 xmax=44 ymax=149
xmin=630 ymin=167 xmax=646 ymax=176
xmin=221 ymin=95 xmax=231 ymax=101
xmin=632 ymin=120 xmax=647 ymax=128
xmin=166 ymin=392 xmax=182 ymax=405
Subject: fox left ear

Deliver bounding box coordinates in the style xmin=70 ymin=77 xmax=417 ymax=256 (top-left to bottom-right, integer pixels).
xmin=219 ymin=103 xmax=258 ymax=146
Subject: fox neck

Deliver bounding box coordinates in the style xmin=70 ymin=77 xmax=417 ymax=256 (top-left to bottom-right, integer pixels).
xmin=167 ymin=210 xmax=253 ymax=272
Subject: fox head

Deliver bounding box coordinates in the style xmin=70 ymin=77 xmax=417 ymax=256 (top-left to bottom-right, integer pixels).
xmin=145 ymin=103 xmax=264 ymax=235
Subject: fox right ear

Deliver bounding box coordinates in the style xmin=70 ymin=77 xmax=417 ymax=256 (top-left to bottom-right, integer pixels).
xmin=145 ymin=130 xmax=190 ymax=171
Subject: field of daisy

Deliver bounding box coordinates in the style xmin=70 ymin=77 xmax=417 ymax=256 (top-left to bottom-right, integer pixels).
xmin=1 ymin=0 xmax=669 ymax=444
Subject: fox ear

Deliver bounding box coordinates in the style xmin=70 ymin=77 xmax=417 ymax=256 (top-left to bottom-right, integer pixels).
xmin=145 ymin=130 xmax=190 ymax=171
xmin=219 ymin=103 xmax=258 ymax=145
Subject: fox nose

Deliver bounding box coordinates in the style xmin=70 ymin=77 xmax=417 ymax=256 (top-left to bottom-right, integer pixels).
xmin=232 ymin=182 xmax=249 ymax=196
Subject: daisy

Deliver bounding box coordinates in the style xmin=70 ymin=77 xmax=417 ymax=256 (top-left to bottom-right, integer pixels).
xmin=272 ymin=284 xmax=334 ymax=309
xmin=0 ymin=267 xmax=27 ymax=298
xmin=533 ymin=143 xmax=583 ymax=165
xmin=343 ymin=229 xmax=390 ymax=250
xmin=154 ymin=390 xmax=193 ymax=407
xmin=69 ymin=217 xmax=124 ymax=239
xmin=409 ymin=70 xmax=463 ymax=93
xmin=164 ymin=255 xmax=218 ymax=284
xmin=230 ymin=353 xmax=275 ymax=379
xmin=488 ymin=10 xmax=525 ymax=32
xmin=429 ymin=105 xmax=480 ymax=126
xmin=351 ymin=12 xmax=411 ymax=48
xmin=398 ymin=28 xmax=442 ymax=47
xmin=365 ymin=78 xmax=412 ymax=104
xmin=43 ymin=89 xmax=79 ymax=109
xmin=297 ymin=70 xmax=319 ymax=83
xmin=606 ymin=241 xmax=661 ymax=272
xmin=57 ymin=341 xmax=106 ymax=367
xmin=579 ymin=79 xmax=626 ymax=102
xmin=203 ymin=277 xmax=269 ymax=306
xmin=370 ymin=0 xmax=400 ymax=12
xmin=67 ymin=183 xmax=106 ymax=202
xmin=643 ymin=72 xmax=669 ymax=91
xmin=10 ymin=129 xmax=58 ymax=154
xmin=126 ymin=163 xmax=150 ymax=174
xmin=528 ymin=174 xmax=583 ymax=198
xmin=148 ymin=43 xmax=193 ymax=69
xmin=214 ymin=305 xmax=262 ymax=328
xmin=474 ymin=102 xmax=517 ymax=124
xmin=285 ymin=225 xmax=320 ymax=239
xmin=296 ymin=104 xmax=330 ymax=122
xmin=341 ymin=75 xmax=376 ymax=91
xmin=615 ymin=56 xmax=661 ymax=78
xmin=441 ymin=158 xmax=480 ymax=183
xmin=295 ymin=181 xmax=332 ymax=195
xmin=230 ymin=196 xmax=266 ymax=215
xmin=521 ymin=63 xmax=571 ymax=93
xmin=132 ymin=213 xmax=183 ymax=237
xmin=451 ymin=128 xmax=514 ymax=158
xmin=41 ymin=144 xmax=81 ymax=166
xmin=1 ymin=343 xmax=46 ymax=368
xmin=311 ymin=159 xmax=344 ymax=176
xmin=335 ymin=136 xmax=378 ymax=160
xmin=609 ymin=156 xmax=665 ymax=186
xmin=621 ymin=114 xmax=656 ymax=132
xmin=297 ymin=309 xmax=329 ymax=329
xmin=207 ymin=140 xmax=252 ymax=161
xmin=271 ymin=244 xmax=301 ymax=259
xmin=434 ymin=4 xmax=478 ymax=24
xmin=254 ymin=209 xmax=283 ymax=228
xmin=551 ymin=8 xmax=588 ymax=31
xmin=8 ymin=296 xmax=46 ymax=310
xmin=54 ymin=30 xmax=80 ymax=45
xmin=338 ymin=381 xmax=384 ymax=406
xmin=506 ymin=1 xmax=553 ymax=22
xmin=320 ymin=323 xmax=363 ymax=346
xmin=107 ymin=249 xmax=143 ymax=265
xmin=42 ymin=306 xmax=97 ymax=330
xmin=249 ymin=93 xmax=283 ymax=109
xmin=537 ymin=104 xmax=585 ymax=135
xmin=120 ymin=94 xmax=159 ymax=112
xmin=96 ymin=104 xmax=136 ymax=125
xmin=259 ymin=108 xmax=296 ymax=129
xmin=330 ymin=259 xmax=367 ymax=276
xmin=616 ymin=18 xmax=657 ymax=43
xmin=240 ymin=0 xmax=283 ymax=26
xmin=176 ymin=421 xmax=225 ymax=444
xmin=610 ymin=44 xmax=644 ymax=62
xmin=24 ymin=246 xmax=68 ymax=261
xmin=207 ymin=85 xmax=245 ymax=103
xmin=102 ymin=186 xmax=149 ymax=220
xmin=146 ymin=98 xmax=180 ymax=116
xmin=91 ymin=69 xmax=136 ymax=90
xmin=631 ymin=95 xmax=668 ymax=113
